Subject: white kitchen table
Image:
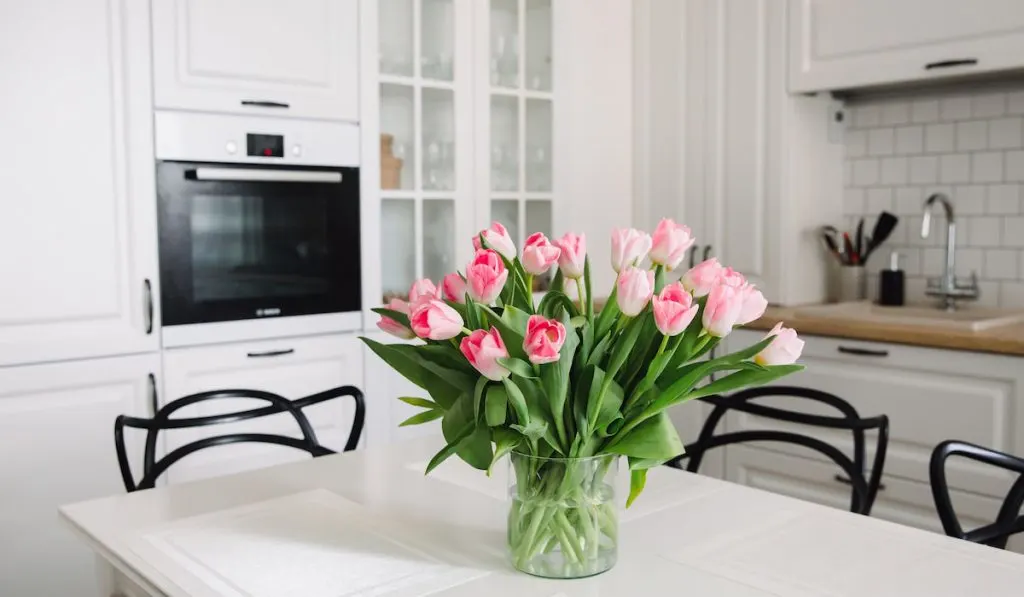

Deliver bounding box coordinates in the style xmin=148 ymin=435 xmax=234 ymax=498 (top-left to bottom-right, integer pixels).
xmin=61 ymin=436 xmax=1024 ymax=597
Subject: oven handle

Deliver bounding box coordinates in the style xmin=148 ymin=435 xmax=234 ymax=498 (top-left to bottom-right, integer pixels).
xmin=189 ymin=167 xmax=343 ymax=183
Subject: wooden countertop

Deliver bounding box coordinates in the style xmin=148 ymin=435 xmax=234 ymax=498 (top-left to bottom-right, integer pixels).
xmin=747 ymin=305 xmax=1024 ymax=357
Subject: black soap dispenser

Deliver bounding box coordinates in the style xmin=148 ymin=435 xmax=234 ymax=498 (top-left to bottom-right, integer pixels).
xmin=878 ymin=251 xmax=905 ymax=306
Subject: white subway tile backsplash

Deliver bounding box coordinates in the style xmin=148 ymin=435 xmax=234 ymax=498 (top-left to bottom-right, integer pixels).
xmin=987 ymin=184 xmax=1020 ymax=215
xmin=940 ymin=154 xmax=971 ymax=183
xmin=953 ymin=185 xmax=988 ymax=215
xmin=922 ymin=247 xmax=946 ymax=276
xmin=941 ymin=96 xmax=972 ymax=121
xmin=956 ymin=121 xmax=988 ymax=151
xmin=1006 ymin=151 xmax=1024 ymax=182
xmin=894 ymin=187 xmax=922 ymax=215
xmin=847 ymin=85 xmax=1024 ymax=307
xmin=912 ymin=99 xmax=940 ymax=123
xmin=972 ymin=152 xmax=1004 ymax=183
xmin=909 ymin=156 xmax=938 ymax=183
xmin=984 ymin=249 xmax=1019 ymax=280
xmin=925 ymin=123 xmax=955 ymax=152
xmin=852 ymin=158 xmax=880 ymax=186
xmin=880 ymin=157 xmax=908 ymax=185
xmin=968 ymin=217 xmax=1003 ymax=246
xmin=999 ymin=281 xmax=1024 ymax=306
xmin=989 ymin=117 xmax=1023 ymax=149
xmin=846 ymin=130 xmax=867 ymax=158
xmin=1009 ymin=91 xmax=1024 ymax=115
xmin=866 ymin=188 xmax=893 ymax=213
xmin=844 ymin=188 xmax=866 ymax=215
xmin=854 ymin=104 xmax=882 ymax=128
xmin=867 ymin=128 xmax=895 ymax=156
xmin=973 ymin=92 xmax=1007 ymax=118
xmin=1004 ymin=217 xmax=1024 ymax=247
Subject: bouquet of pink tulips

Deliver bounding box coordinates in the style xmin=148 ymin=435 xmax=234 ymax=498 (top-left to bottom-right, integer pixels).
xmin=363 ymin=219 xmax=804 ymax=575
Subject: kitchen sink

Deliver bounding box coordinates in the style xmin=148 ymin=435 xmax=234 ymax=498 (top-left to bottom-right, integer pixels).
xmin=793 ymin=301 xmax=1024 ymax=332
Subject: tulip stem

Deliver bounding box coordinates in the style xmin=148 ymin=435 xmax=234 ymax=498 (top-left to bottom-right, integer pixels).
xmin=462 ymin=327 xmax=475 ymax=336
xmin=575 ymin=278 xmax=586 ymax=313
xmin=656 ymin=334 xmax=670 ymax=357
xmin=525 ymin=274 xmax=534 ymax=302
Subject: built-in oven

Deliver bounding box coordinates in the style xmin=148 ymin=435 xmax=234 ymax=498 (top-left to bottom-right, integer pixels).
xmin=154 ymin=111 xmax=362 ymax=347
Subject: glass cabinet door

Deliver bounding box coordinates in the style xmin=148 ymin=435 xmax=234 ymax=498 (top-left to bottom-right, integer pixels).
xmin=482 ymin=0 xmax=554 ymax=291
xmin=377 ymin=0 xmax=467 ymax=300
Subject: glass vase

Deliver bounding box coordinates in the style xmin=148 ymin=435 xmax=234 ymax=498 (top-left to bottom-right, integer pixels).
xmin=507 ymin=452 xmax=619 ymax=578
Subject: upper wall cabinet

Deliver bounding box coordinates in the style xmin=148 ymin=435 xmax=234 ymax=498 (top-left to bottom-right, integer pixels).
xmin=0 ymin=0 xmax=160 ymax=366
xmin=152 ymin=0 xmax=359 ymax=121
xmin=789 ymin=0 xmax=1024 ymax=92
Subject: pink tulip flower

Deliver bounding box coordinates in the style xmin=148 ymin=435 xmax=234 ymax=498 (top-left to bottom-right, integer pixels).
xmin=736 ymin=284 xmax=768 ymax=325
xmin=473 ymin=221 xmax=517 ymax=261
xmin=755 ymin=322 xmax=805 ymax=366
xmin=377 ymin=298 xmax=415 ymax=339
xmin=408 ymin=279 xmax=441 ymax=309
xmin=442 ymin=273 xmax=467 ymax=304
xmin=649 ymin=219 xmax=695 ymax=271
xmin=681 ymin=258 xmax=723 ymax=297
xmin=554 ymin=232 xmax=587 ymax=279
xmin=523 ymin=315 xmax=567 ymax=365
xmin=409 ymin=299 xmax=464 ymax=341
xmin=651 ymin=283 xmax=699 ymax=337
xmin=521 ymin=232 xmax=561 ymax=276
xmin=702 ymin=283 xmax=743 ymax=337
xmin=616 ymin=266 xmax=655 ymax=317
xmin=466 ymin=249 xmax=509 ymax=304
xmin=610 ymin=228 xmax=652 ymax=273
xmin=460 ymin=327 xmax=511 ymax=380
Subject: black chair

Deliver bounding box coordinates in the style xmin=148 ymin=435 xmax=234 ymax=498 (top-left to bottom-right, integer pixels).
xmin=930 ymin=440 xmax=1024 ymax=549
xmin=115 ymin=386 xmax=365 ymax=492
xmin=667 ymin=386 xmax=890 ymax=515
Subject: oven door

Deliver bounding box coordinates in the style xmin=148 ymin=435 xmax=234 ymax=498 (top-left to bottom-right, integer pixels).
xmin=157 ymin=161 xmax=361 ymax=332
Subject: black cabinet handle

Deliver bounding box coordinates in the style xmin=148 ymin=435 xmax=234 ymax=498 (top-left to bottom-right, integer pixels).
xmin=147 ymin=373 xmax=158 ymax=414
xmin=834 ymin=474 xmax=885 ymax=491
xmin=241 ymin=100 xmax=290 ymax=109
xmin=925 ymin=58 xmax=978 ymax=70
xmin=837 ymin=346 xmax=889 ymax=358
xmin=246 ymin=348 xmax=295 ymax=358
xmin=143 ymin=279 xmax=153 ymax=335
xmin=703 ymin=245 xmax=713 ymax=261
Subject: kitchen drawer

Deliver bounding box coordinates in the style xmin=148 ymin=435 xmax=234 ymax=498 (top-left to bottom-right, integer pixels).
xmin=724 ymin=330 xmax=1024 ymax=499
xmin=160 ymin=334 xmax=364 ymax=483
xmin=726 ymin=445 xmax=1024 ymax=554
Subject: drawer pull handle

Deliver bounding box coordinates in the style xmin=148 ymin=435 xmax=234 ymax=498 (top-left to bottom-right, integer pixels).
xmin=241 ymin=99 xmax=290 ymax=109
xmin=834 ymin=474 xmax=885 ymax=491
xmin=143 ymin=278 xmax=154 ymax=335
xmin=837 ymin=346 xmax=889 ymax=357
xmin=247 ymin=348 xmax=295 ymax=358
xmin=924 ymin=58 xmax=978 ymax=70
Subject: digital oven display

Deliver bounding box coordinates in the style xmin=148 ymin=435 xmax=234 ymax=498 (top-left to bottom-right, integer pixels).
xmin=247 ymin=133 xmax=284 ymax=158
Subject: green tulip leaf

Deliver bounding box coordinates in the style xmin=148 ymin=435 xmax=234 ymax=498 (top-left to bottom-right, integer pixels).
xmin=606 ymin=411 xmax=684 ymax=461
xmin=485 ymin=384 xmax=508 ymax=426
xmin=489 ymin=428 xmax=522 ymax=476
xmin=425 ymin=423 xmax=475 ymax=474
xmin=627 ymin=468 xmax=647 ymax=508
xmin=399 ymin=409 xmax=444 ymax=427
xmin=498 ymin=357 xmax=538 ymax=379
xmin=397 ymin=396 xmax=438 ymax=410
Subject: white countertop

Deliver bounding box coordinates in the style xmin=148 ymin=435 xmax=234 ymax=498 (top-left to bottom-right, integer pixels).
xmin=61 ymin=436 xmax=1024 ymax=597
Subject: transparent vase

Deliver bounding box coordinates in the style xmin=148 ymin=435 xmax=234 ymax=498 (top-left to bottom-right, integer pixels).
xmin=507 ymin=452 xmax=619 ymax=578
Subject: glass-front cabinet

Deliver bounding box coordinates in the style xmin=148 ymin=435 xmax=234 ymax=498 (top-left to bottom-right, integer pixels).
xmin=372 ymin=0 xmax=558 ymax=300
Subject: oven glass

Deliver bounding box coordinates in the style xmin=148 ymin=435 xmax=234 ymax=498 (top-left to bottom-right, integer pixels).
xmin=157 ymin=161 xmax=361 ymax=326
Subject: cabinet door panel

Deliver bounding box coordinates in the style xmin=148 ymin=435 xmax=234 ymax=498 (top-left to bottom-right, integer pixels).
xmin=0 ymin=0 xmax=158 ymax=366
xmin=726 ymin=445 xmax=1024 ymax=553
xmin=790 ymin=0 xmax=1024 ymax=92
xmin=0 ymin=354 xmax=159 ymax=596
xmin=161 ymin=334 xmax=364 ymax=483
xmin=152 ymin=0 xmax=359 ymax=121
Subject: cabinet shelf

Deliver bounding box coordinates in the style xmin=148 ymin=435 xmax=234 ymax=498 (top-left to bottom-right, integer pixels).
xmin=379 ymin=73 xmax=455 ymax=91
xmin=489 ymin=87 xmax=553 ymax=101
xmin=380 ymin=190 xmax=455 ymax=201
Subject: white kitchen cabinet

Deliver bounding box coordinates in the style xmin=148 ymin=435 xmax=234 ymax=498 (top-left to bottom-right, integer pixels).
xmin=152 ymin=0 xmax=359 ymax=121
xmin=723 ymin=329 xmax=1024 ymax=552
xmin=789 ymin=0 xmax=1024 ymax=93
xmin=633 ymin=0 xmax=843 ymax=305
xmin=362 ymin=0 xmax=633 ymax=312
xmin=0 ymin=0 xmax=160 ymax=366
xmin=0 ymin=353 xmax=160 ymax=596
xmin=161 ymin=334 xmax=364 ymax=484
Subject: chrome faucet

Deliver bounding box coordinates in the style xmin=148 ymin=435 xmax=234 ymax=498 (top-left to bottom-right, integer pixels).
xmin=921 ymin=193 xmax=978 ymax=310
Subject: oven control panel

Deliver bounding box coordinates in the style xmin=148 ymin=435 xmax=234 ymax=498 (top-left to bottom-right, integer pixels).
xmin=246 ymin=133 xmax=284 ymax=158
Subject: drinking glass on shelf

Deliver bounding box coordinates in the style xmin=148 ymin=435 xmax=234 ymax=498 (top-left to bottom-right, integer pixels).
xmin=424 ymin=140 xmax=443 ymax=190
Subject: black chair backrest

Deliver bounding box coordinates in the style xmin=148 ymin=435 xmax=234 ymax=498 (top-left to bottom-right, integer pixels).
xmin=668 ymin=386 xmax=889 ymax=515
xmin=930 ymin=440 xmax=1024 ymax=549
xmin=114 ymin=385 xmax=365 ymax=492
